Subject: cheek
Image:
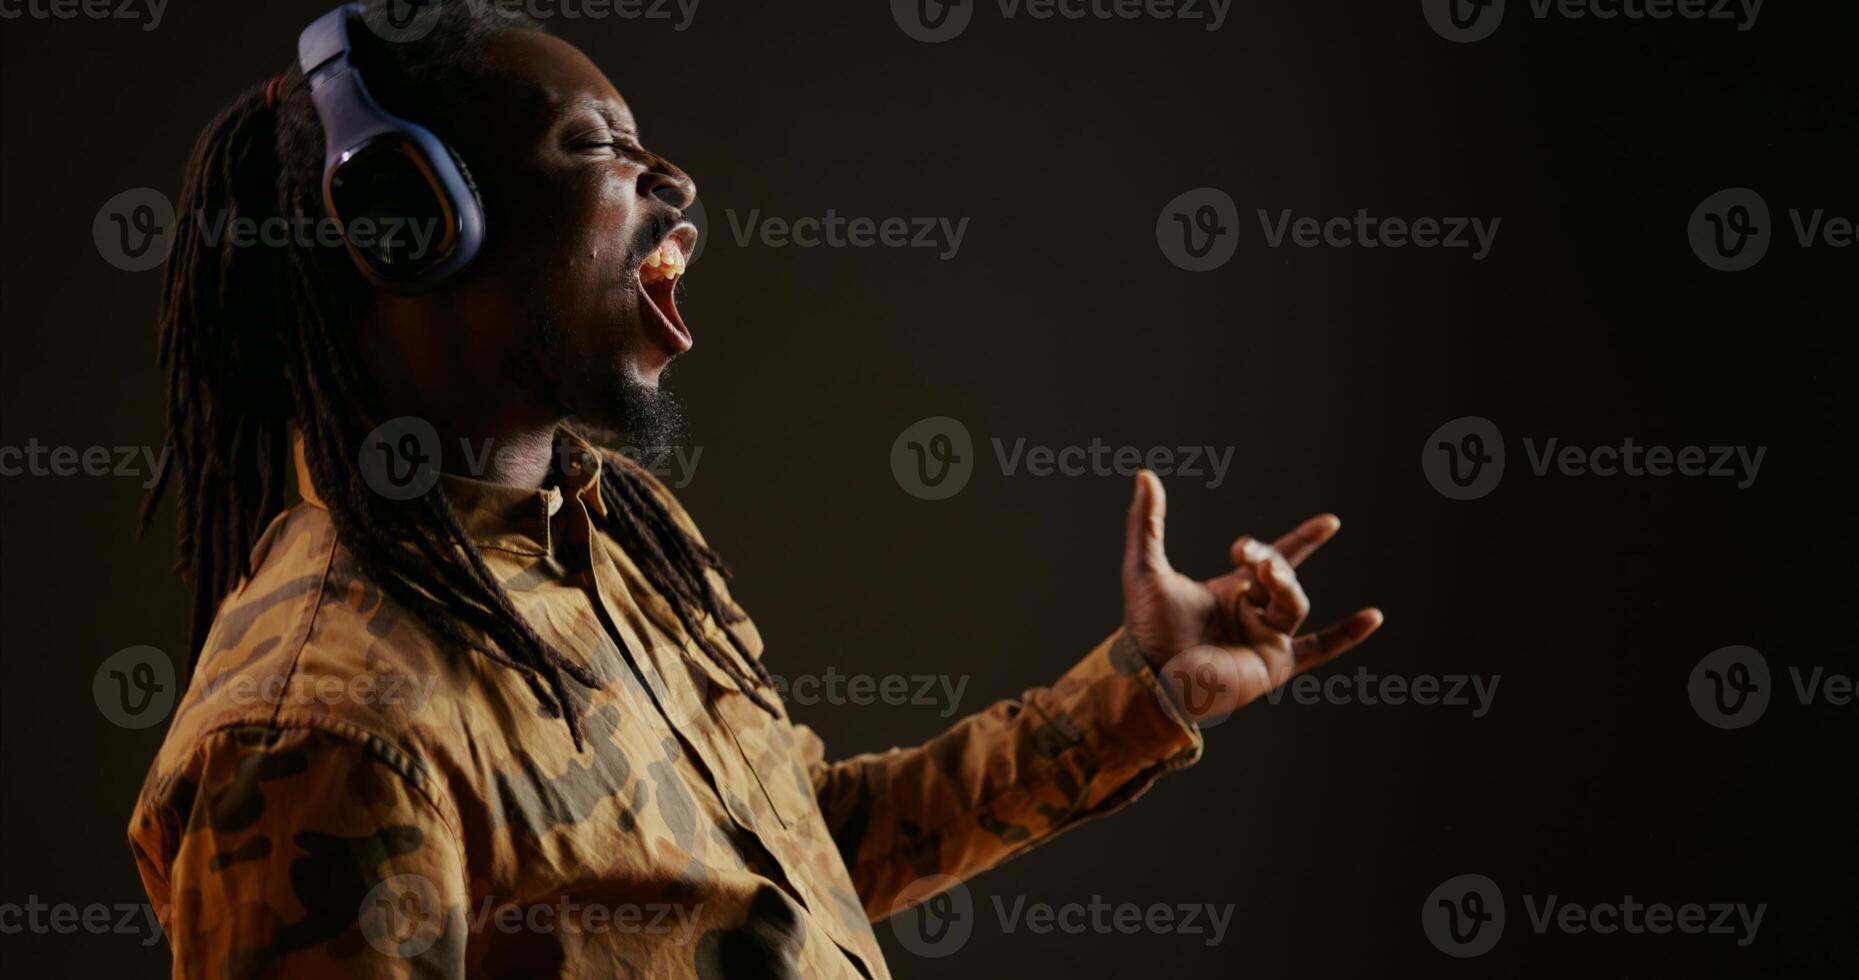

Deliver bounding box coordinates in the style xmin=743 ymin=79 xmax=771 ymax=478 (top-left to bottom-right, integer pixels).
xmin=469 ymin=169 xmax=647 ymax=369
xmin=551 ymin=178 xmax=638 ymax=305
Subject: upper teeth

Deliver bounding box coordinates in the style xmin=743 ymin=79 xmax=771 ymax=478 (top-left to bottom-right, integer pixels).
xmin=640 ymin=241 xmax=686 ymax=284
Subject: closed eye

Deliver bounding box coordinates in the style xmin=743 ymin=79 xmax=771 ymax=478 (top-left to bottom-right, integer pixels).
xmin=565 ymin=125 xmax=643 ymax=155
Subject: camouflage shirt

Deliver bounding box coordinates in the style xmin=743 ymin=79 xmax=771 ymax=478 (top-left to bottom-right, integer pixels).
xmin=128 ymin=428 xmax=1203 ymax=978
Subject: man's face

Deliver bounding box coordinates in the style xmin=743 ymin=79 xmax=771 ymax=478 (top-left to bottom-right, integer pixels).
xmin=405 ymin=29 xmax=699 ymax=443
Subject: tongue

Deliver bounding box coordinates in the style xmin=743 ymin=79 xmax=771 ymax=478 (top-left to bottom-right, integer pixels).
xmin=641 ymin=279 xmax=692 ymax=352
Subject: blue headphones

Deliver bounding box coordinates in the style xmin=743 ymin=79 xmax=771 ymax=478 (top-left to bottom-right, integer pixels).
xmin=297 ymin=3 xmax=483 ymax=290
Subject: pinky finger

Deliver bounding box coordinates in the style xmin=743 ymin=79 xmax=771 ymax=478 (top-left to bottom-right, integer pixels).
xmin=1290 ymin=608 xmax=1385 ymax=674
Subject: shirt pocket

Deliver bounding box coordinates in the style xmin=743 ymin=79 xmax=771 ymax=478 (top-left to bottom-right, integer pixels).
xmin=672 ymin=625 xmax=814 ymax=833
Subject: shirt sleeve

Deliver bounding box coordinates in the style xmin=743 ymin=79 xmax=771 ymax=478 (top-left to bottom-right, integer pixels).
xmin=795 ymin=629 xmax=1203 ymax=921
xmin=128 ymin=723 xmax=470 ymax=979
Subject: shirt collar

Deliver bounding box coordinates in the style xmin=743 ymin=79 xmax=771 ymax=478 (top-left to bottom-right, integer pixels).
xmin=292 ymin=425 xmax=610 ymax=555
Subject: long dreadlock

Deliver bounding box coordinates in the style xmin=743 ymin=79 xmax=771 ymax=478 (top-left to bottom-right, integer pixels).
xmin=139 ymin=0 xmax=774 ymax=750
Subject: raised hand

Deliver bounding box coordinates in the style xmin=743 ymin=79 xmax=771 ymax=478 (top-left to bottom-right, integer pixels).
xmin=1121 ymin=470 xmax=1383 ymax=723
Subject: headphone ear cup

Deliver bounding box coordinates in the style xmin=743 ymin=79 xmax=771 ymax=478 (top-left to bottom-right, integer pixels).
xmin=445 ymin=144 xmax=483 ymax=209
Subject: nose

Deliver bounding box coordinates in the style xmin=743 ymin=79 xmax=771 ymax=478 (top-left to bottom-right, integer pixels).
xmin=638 ymin=155 xmax=696 ymax=211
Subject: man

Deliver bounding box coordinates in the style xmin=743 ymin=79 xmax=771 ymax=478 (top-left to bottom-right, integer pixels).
xmin=130 ymin=3 xmax=1381 ymax=976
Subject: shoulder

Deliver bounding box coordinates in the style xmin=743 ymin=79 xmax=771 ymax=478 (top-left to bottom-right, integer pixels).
xmin=135 ymin=502 xmax=503 ymax=838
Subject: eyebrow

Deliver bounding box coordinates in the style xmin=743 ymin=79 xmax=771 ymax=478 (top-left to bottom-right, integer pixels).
xmin=551 ymin=97 xmax=635 ymax=135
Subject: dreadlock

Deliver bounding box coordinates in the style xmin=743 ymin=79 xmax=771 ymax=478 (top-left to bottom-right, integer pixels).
xmin=140 ymin=0 xmax=772 ymax=750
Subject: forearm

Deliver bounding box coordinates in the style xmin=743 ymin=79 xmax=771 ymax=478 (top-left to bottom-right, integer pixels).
xmin=813 ymin=629 xmax=1203 ymax=920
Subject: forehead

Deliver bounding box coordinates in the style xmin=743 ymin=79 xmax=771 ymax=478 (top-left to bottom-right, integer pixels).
xmin=478 ymin=30 xmax=635 ymax=130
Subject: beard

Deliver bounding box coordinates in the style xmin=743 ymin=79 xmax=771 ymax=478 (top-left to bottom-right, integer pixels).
xmin=512 ymin=307 xmax=689 ymax=459
xmin=579 ymin=365 xmax=686 ymax=453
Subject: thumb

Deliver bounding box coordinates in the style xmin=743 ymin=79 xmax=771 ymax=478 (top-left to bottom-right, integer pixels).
xmin=1123 ymin=469 xmax=1169 ymax=576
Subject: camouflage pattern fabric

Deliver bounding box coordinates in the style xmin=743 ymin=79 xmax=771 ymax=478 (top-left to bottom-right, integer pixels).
xmin=129 ymin=428 xmax=1202 ymax=978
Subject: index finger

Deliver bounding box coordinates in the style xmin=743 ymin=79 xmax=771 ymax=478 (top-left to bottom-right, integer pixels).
xmin=1275 ymin=514 xmax=1340 ymax=566
xmin=1231 ymin=514 xmax=1341 ymax=569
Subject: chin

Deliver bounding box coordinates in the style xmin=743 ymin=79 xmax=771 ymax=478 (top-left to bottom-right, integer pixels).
xmin=572 ymin=354 xmax=686 ymax=449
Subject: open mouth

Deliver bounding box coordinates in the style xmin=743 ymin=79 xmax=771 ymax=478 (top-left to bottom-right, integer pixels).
xmin=637 ymin=224 xmax=697 ymax=354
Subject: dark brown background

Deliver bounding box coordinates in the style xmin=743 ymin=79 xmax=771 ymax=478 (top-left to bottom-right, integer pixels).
xmin=2 ymin=0 xmax=1854 ymax=975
